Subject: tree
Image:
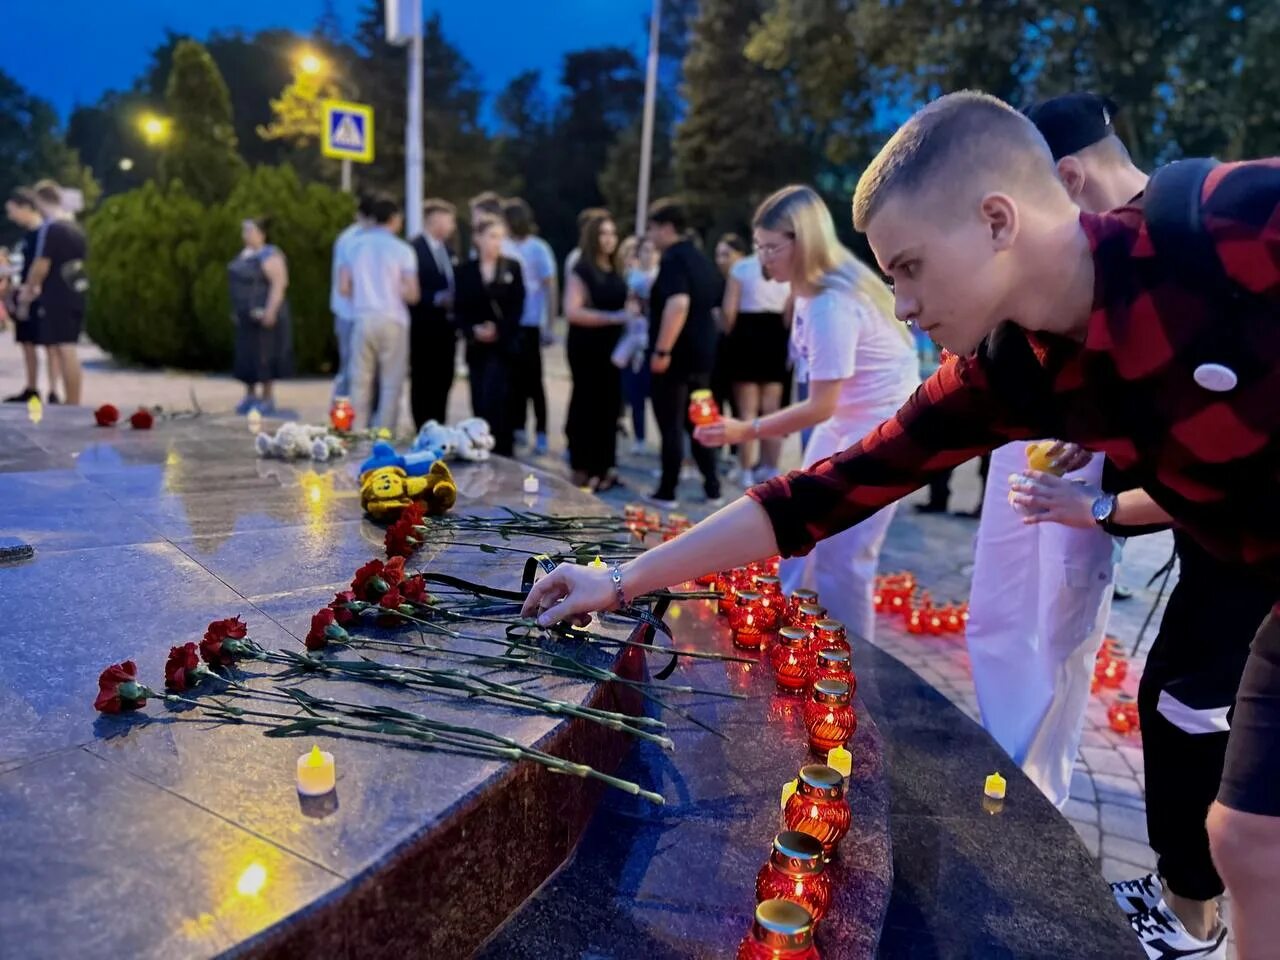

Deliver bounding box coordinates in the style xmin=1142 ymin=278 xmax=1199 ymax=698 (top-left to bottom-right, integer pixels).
xmin=160 ymin=39 xmax=246 ymax=204
xmin=257 ymin=60 xmax=343 ymax=150
xmin=676 ymin=0 xmax=808 ymax=238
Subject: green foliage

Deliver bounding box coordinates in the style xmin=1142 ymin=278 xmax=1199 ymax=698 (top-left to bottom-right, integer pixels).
xmin=86 ymin=166 xmax=353 ymax=374
xmin=161 ymin=39 xmax=247 ymax=204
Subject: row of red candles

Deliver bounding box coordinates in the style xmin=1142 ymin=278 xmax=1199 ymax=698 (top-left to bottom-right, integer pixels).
xmin=874 ymin=572 xmax=969 ymax=635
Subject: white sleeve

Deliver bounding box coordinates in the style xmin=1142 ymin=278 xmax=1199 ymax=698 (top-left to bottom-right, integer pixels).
xmin=398 ymin=240 xmax=417 ymax=275
xmin=802 ymin=289 xmax=858 ymax=382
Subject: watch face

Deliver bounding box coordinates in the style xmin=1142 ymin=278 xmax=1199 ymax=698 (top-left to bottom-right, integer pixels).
xmin=1092 ymin=495 xmax=1113 ymax=523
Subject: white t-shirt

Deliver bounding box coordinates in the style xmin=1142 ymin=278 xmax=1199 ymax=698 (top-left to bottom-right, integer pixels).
xmin=731 ymin=254 xmax=790 ymax=313
xmin=342 ymin=227 xmax=417 ymax=326
xmin=790 ymin=285 xmax=919 ymax=440
xmin=510 ymin=235 xmax=556 ymax=328
xmin=330 ymin=221 xmax=364 ymax=318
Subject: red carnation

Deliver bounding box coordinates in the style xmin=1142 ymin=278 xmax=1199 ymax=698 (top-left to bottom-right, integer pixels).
xmin=164 ymin=642 xmax=204 ymax=692
xmin=384 ymin=515 xmax=420 ymax=558
xmin=330 ymin=589 xmax=359 ymax=626
xmin=400 ymin=501 xmax=426 ymax=526
xmin=94 ymin=659 xmax=149 ymax=714
xmin=352 ymin=559 xmax=385 ymax=599
xmin=93 ymin=404 xmax=119 ymax=427
xmin=401 ymin=574 xmax=429 ymax=604
xmin=382 ymin=555 xmax=406 ymax=587
xmin=200 ymin=616 xmax=250 ymax=666
xmin=305 ymin=607 xmax=350 ymax=651
xmin=379 ymin=587 xmax=404 ymax=610
xmin=129 ymin=408 xmax=155 ymax=430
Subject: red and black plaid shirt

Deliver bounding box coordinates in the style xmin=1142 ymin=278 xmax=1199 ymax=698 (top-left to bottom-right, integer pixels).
xmin=749 ymin=159 xmax=1280 ymax=581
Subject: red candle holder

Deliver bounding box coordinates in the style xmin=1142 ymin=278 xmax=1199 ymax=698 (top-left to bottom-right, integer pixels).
xmin=765 ymin=555 xmax=781 ymax=577
xmin=329 ymin=397 xmax=355 ymax=432
xmin=811 ymin=647 xmax=856 ymax=695
xmin=942 ymin=604 xmax=964 ymax=633
xmin=688 ymin=389 xmax=721 ymax=427
xmin=784 ymin=763 xmax=852 ymax=857
xmin=755 ymin=831 xmax=832 ymax=923
xmin=811 ymin=619 xmax=850 ymax=655
xmin=1096 ymin=636 xmax=1121 ymax=666
xmin=731 ymin=590 xmax=766 ymax=650
xmin=623 ymin=503 xmax=645 ymax=522
xmin=906 ymin=607 xmax=925 ymax=634
xmin=787 ymin=588 xmax=819 ymax=621
xmin=1096 ymin=654 xmax=1129 ymax=689
xmin=791 ymin=602 xmax=827 ymax=634
xmin=926 ymin=607 xmax=946 ymax=635
xmin=770 ymin=627 xmax=815 ymax=694
xmin=695 ymin=568 xmax=718 ymax=586
xmin=718 ymin=569 xmax=746 ymax=616
xmin=804 ymin=679 xmax=856 ymax=754
xmin=737 ymin=899 xmax=820 ymax=960
xmin=1108 ymin=694 xmax=1140 ymax=735
xmin=662 ymin=513 xmax=691 ymax=542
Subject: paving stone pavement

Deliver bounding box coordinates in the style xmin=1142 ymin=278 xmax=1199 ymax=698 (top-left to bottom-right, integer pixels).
xmin=2 ymin=331 xmax=1231 ymax=955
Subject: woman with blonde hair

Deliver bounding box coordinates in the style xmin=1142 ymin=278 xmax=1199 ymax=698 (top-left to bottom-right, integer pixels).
xmin=695 ymin=184 xmax=918 ymax=639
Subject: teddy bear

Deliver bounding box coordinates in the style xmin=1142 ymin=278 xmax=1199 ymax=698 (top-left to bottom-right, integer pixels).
xmin=410 ymin=417 xmax=495 ymax=463
xmin=359 ymin=461 xmax=457 ymax=520
xmin=255 ymin=422 xmax=346 ymax=461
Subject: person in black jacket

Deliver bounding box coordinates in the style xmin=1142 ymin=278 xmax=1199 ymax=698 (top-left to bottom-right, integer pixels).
xmin=455 ymin=216 xmax=524 ymax=456
xmin=409 ymin=198 xmax=458 ymax=428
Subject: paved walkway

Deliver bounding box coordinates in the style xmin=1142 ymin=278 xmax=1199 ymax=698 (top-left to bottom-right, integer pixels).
xmin=1 ymin=332 xmax=1210 ymax=954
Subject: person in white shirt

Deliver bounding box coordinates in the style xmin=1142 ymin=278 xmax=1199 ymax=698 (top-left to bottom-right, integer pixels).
xmin=695 ymin=185 xmax=918 ymax=640
xmin=721 ymin=249 xmax=791 ymax=483
xmin=338 ymin=195 xmax=420 ymax=432
xmin=330 ymin=195 xmax=371 ymax=400
xmin=504 ymin=198 xmax=557 ymax=456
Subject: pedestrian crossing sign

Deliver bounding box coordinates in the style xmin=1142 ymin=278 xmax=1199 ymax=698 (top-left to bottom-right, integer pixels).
xmin=321 ymin=100 xmax=374 ymax=163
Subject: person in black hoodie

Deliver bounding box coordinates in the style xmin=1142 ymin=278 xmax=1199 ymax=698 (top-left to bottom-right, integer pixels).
xmin=455 ymin=216 xmax=524 ymax=455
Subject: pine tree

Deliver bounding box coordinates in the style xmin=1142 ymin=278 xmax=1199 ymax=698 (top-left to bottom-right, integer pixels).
xmin=160 ymin=39 xmax=246 ymax=204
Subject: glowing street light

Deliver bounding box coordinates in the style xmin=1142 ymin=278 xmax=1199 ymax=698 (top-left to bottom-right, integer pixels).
xmin=118 ymin=157 xmax=134 ymax=172
xmin=297 ymin=50 xmax=326 ymax=77
xmin=139 ymin=113 xmax=172 ymax=146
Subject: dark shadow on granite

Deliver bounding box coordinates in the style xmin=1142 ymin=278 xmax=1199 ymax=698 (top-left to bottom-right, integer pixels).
xmin=854 ymin=641 xmax=1145 ymax=960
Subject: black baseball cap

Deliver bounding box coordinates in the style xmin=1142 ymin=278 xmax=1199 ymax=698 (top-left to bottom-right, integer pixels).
xmin=1024 ymin=93 xmax=1119 ymax=161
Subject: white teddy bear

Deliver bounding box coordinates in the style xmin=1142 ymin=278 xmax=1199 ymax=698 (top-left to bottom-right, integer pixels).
xmin=455 ymin=417 xmax=496 ymax=462
xmin=254 ymin=422 xmax=346 ymax=461
xmin=410 ymin=417 xmax=495 ymax=462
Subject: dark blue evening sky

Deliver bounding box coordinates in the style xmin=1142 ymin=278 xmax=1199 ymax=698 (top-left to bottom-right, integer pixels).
xmin=10 ymin=0 xmax=653 ymax=120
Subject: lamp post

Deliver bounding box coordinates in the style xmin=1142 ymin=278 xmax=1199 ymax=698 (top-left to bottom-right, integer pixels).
xmin=634 ymin=0 xmax=662 ymax=237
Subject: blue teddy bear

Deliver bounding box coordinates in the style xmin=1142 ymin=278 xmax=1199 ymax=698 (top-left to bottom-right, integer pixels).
xmin=359 ymin=440 xmax=444 ymax=478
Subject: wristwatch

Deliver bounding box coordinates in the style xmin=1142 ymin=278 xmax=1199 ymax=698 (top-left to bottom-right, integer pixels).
xmin=1091 ymin=493 xmax=1117 ymax=526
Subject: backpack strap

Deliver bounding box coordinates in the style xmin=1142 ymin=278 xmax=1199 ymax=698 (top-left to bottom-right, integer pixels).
xmin=1143 ymin=158 xmax=1243 ymax=303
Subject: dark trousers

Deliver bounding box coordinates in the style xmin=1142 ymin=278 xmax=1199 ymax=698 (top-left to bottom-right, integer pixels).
xmin=468 ymin=345 xmax=514 ymax=457
xmin=622 ymin=364 xmax=650 ymax=443
xmin=509 ymin=328 xmax=547 ymax=437
xmin=650 ymin=369 xmax=719 ymax=501
xmin=1140 ymin=530 xmax=1276 ymax=900
xmin=410 ymin=328 xmax=456 ymax=429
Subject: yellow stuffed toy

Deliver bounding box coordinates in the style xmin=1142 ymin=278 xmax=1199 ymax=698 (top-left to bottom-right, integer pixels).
xmin=359 ymin=462 xmax=457 ymax=520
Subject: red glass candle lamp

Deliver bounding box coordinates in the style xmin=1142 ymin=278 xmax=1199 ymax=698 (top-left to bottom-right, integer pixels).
xmin=764 ymin=555 xmax=781 ymax=577
xmin=662 ymin=513 xmax=691 ymax=542
xmin=784 ymin=763 xmax=852 ymax=858
xmin=770 ymin=627 xmax=815 ymax=694
xmin=695 ymin=568 xmax=718 ymax=586
xmin=750 ymin=575 xmax=784 ymax=633
xmin=731 ymin=590 xmax=767 ymax=650
xmin=737 ymin=900 xmax=820 ymax=960
xmin=925 ymin=605 xmax=946 ymax=635
xmin=791 ymin=602 xmax=827 ymax=635
xmin=688 ymin=389 xmax=721 ymax=427
xmin=906 ymin=606 xmax=925 ymax=634
xmin=943 ymin=604 xmax=964 ymax=634
xmin=1096 ymin=653 xmax=1129 ymax=689
xmin=329 ymin=396 xmax=355 ymax=432
xmin=1108 ymin=693 xmax=1140 ymax=735
xmin=811 ymin=647 xmax=856 ymax=696
xmin=787 ymin=588 xmax=819 ymax=622
xmin=811 ymin=619 xmax=850 ymax=655
xmin=805 ymin=679 xmax=856 ymax=754
xmin=755 ymin=831 xmax=832 ymax=924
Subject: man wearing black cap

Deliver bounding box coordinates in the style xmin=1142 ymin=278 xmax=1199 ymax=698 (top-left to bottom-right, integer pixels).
xmin=1013 ymin=92 xmax=1275 ymax=960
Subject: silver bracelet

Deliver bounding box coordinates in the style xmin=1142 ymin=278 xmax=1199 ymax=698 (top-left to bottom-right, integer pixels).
xmin=752 ymin=417 xmax=762 ymax=438
xmin=608 ymin=561 xmax=628 ymax=610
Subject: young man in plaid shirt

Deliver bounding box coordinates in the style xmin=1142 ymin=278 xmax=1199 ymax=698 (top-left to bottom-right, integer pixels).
xmin=525 ymin=91 xmax=1280 ymax=958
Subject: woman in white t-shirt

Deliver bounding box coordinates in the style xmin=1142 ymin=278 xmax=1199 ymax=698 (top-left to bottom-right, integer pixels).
xmin=695 ymin=185 xmax=918 ymax=640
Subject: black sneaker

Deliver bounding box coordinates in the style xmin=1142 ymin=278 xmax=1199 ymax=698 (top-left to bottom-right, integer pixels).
xmin=46 ymin=392 xmax=60 ymax=405
xmin=4 ymin=388 xmax=38 ymax=403
xmin=643 ymin=492 xmax=679 ymax=510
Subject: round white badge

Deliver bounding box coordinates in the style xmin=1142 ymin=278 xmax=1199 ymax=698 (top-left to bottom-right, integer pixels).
xmin=1193 ymin=363 xmax=1238 ymax=393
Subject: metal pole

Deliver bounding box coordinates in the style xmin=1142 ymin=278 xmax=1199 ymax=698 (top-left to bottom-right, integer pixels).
xmin=404 ymin=0 xmax=425 ymax=238
xmin=634 ymin=0 xmax=661 ymax=236
xmin=340 ymin=157 xmax=352 ymax=193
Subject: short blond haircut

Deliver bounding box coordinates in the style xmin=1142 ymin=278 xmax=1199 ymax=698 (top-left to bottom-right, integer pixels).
xmin=852 ymin=91 xmax=1060 ymax=232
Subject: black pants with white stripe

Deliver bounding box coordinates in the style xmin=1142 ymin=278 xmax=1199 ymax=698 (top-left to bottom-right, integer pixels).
xmin=1139 ymin=529 xmax=1276 ymax=901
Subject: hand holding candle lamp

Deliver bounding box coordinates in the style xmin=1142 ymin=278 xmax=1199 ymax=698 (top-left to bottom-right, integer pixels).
xmin=784 ymin=763 xmax=852 ymax=858
xmin=687 ymin=389 xmax=721 ymax=427
xmin=805 ymin=679 xmax=856 ymax=754
xmin=296 ymin=744 xmax=336 ymax=796
xmin=1108 ymin=694 xmax=1140 ymax=735
xmin=737 ymin=900 xmax=821 ymax=960
xmin=770 ymin=627 xmax=816 ymax=694
xmin=756 ymin=831 xmax=833 ymax=924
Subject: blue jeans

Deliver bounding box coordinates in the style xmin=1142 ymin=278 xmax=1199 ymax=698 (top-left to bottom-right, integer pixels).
xmin=333 ymin=314 xmax=356 ymax=399
xmin=622 ymin=363 xmax=650 ymax=443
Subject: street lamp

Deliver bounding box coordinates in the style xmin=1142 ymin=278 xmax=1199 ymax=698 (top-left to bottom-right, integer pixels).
xmin=139 ymin=112 xmax=172 ymax=146
xmin=297 ymin=50 xmax=325 ymax=77
xmin=118 ymin=157 xmax=134 ymax=172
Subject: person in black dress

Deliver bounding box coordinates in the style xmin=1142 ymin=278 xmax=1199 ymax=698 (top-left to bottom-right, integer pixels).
xmin=228 ymin=216 xmax=292 ymax=415
xmin=455 ymin=216 xmax=524 ymax=456
xmin=564 ymin=212 xmax=633 ymax=491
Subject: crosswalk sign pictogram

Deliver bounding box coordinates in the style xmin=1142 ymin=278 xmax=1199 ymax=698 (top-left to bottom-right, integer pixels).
xmin=321 ymin=100 xmax=375 ymax=163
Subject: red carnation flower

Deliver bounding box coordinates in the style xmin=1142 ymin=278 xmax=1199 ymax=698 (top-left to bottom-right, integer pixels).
xmin=305 ymin=607 xmax=346 ymax=651
xmin=384 ymin=515 xmax=420 ymax=558
xmin=330 ymin=589 xmax=359 ymax=626
xmin=164 ymin=642 xmax=204 ymax=692
xmin=400 ymin=574 xmax=428 ymax=604
xmin=200 ymin=616 xmax=250 ymax=666
xmin=400 ymin=501 xmax=426 ymax=526
xmin=352 ymin=558 xmax=385 ymax=599
xmin=382 ymin=555 xmax=406 ymax=587
xmin=93 ymin=404 xmax=119 ymax=427
xmin=379 ymin=587 xmax=403 ymax=610
xmin=129 ymin=408 xmax=155 ymax=430
xmin=94 ymin=659 xmax=149 ymax=713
